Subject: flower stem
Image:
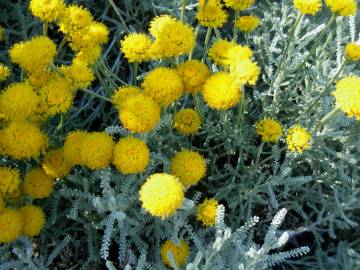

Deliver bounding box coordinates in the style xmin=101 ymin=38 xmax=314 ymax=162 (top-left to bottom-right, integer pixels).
xmin=194 ymin=93 xmax=204 ymax=121
xmin=81 ymin=88 xmax=112 ymax=103
xmin=181 ymin=0 xmax=187 ymax=22
xmin=189 ymin=26 xmax=200 ymax=60
xmin=236 ymin=84 xmax=245 ymax=133
xmin=133 ymin=62 xmax=138 ymax=85
xmin=108 ymin=0 xmax=130 ymax=33
xmin=312 ymin=107 xmax=341 ymax=134
xmin=255 ymin=141 xmax=265 ymax=168
xmin=201 ymin=27 xmax=212 ymax=63
xmin=232 ymin=10 xmax=239 ymax=42
xmin=43 ymin=22 xmax=48 ymax=36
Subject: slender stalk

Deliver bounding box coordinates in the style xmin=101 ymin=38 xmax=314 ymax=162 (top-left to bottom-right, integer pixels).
xmin=181 ymin=0 xmax=187 ymax=22
xmin=43 ymin=22 xmax=48 ymax=36
xmin=232 ymin=10 xmax=239 ymax=42
xmin=201 ymin=27 xmax=212 ymax=63
xmin=257 ymin=145 xmax=287 ymax=167
xmin=133 ymin=62 xmax=138 ymax=85
xmin=108 ymin=0 xmax=130 ymax=33
xmin=189 ymin=26 xmax=200 ymax=60
xmin=194 ymin=93 xmax=204 ymax=121
xmin=255 ymin=141 xmax=265 ymax=168
xmin=312 ymin=107 xmax=341 ymax=134
xmin=54 ymin=35 xmax=68 ymax=60
xmin=81 ymin=88 xmax=112 ymax=103
xmin=236 ymin=85 xmax=245 ymax=133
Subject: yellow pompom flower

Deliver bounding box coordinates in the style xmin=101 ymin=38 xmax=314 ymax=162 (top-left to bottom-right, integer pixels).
xmin=255 ymin=118 xmax=283 ymax=143
xmin=87 ymin=22 xmax=109 ymax=45
xmin=173 ymin=108 xmax=202 ymax=135
xmin=0 ymin=208 xmax=23 ymax=243
xmin=149 ymin=15 xmax=177 ymax=38
xmin=112 ymin=137 xmax=150 ymax=174
xmin=0 ymin=168 xmax=20 ymax=195
xmin=142 ymin=67 xmax=184 ymax=107
xmin=234 ymin=15 xmax=261 ymax=33
xmin=42 ymin=149 xmax=72 ymax=178
xmin=29 ymin=0 xmax=65 ymax=22
xmin=293 ymin=0 xmax=322 ymax=15
xmin=177 ymin=60 xmax=210 ymax=94
xmin=119 ymin=94 xmax=161 ymax=133
xmin=286 ymin=125 xmax=311 ymax=153
xmin=73 ymin=45 xmax=102 ymax=65
xmin=325 ymin=0 xmax=357 ymax=16
xmin=223 ymin=0 xmax=256 ymax=10
xmin=224 ymin=45 xmax=254 ymax=65
xmin=61 ymin=60 xmax=95 ymax=89
xmin=345 ymin=43 xmax=360 ymax=62
xmin=229 ymin=59 xmax=260 ymax=86
xmin=6 ymin=187 xmax=23 ymax=205
xmin=0 ymin=26 xmax=4 ymax=41
xmin=0 ymin=121 xmax=48 ymax=159
xmin=332 ymin=76 xmax=360 ymax=120
xmin=59 ymin=5 xmax=93 ymax=34
xmin=208 ymin=39 xmax=236 ymax=66
xmin=196 ymin=198 xmax=219 ymax=226
xmin=0 ymin=64 xmax=11 ymax=82
xmin=9 ymin=36 xmax=56 ymax=73
xmin=0 ymin=82 xmax=40 ymax=120
xmin=79 ymin=132 xmax=114 ymax=170
xmin=63 ymin=130 xmax=89 ymax=166
xmin=171 ymin=150 xmax=206 ymax=187
xmin=203 ymin=72 xmax=241 ymax=110
xmin=112 ymin=86 xmax=142 ymax=110
xmin=19 ymin=205 xmax=45 ymax=237
xmin=120 ymin=33 xmax=152 ymax=63
xmin=197 ymin=0 xmax=228 ymax=28
xmin=139 ymin=173 xmax=184 ymax=219
xmin=160 ymin=239 xmax=190 ymax=268
xmin=23 ymin=168 xmax=54 ymax=199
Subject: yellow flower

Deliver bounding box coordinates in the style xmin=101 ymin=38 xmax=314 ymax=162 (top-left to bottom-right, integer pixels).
xmin=177 ymin=60 xmax=210 ymax=94
xmin=42 ymin=148 xmax=72 ymax=178
xmin=332 ymin=76 xmax=360 ymax=120
xmin=345 ymin=43 xmax=360 ymax=62
xmin=29 ymin=0 xmax=65 ymax=22
xmin=9 ymin=36 xmax=56 ymax=73
xmin=0 ymin=64 xmax=10 ymax=82
xmin=0 ymin=208 xmax=23 ymax=243
xmin=203 ymin=72 xmax=241 ymax=110
xmin=229 ymin=59 xmax=260 ymax=85
xmin=79 ymin=132 xmax=114 ymax=170
xmin=171 ymin=150 xmax=206 ymax=187
xmin=196 ymin=198 xmax=219 ymax=226
xmin=0 ymin=121 xmax=48 ymax=159
xmin=223 ymin=0 xmax=256 ymax=10
xmin=72 ymin=45 xmax=101 ymax=65
xmin=63 ymin=130 xmax=88 ymax=166
xmin=20 ymin=205 xmax=45 ymax=237
xmin=139 ymin=173 xmax=184 ymax=219
xmin=142 ymin=67 xmax=184 ymax=107
xmin=208 ymin=39 xmax=236 ymax=66
xmin=234 ymin=15 xmax=261 ymax=33
xmin=173 ymin=108 xmax=202 ymax=135
xmin=293 ymin=0 xmax=322 ymax=15
xmin=197 ymin=0 xmax=228 ymax=28
xmin=23 ymin=168 xmax=54 ymax=199
xmin=26 ymin=70 xmax=52 ymax=88
xmin=112 ymin=137 xmax=150 ymax=174
xmin=286 ymin=124 xmax=311 ymax=153
xmin=149 ymin=15 xmax=177 ymax=37
xmin=59 ymin=5 xmax=93 ymax=34
xmin=120 ymin=93 xmax=161 ymax=133
xmin=120 ymin=33 xmax=152 ymax=63
xmin=224 ymin=45 xmax=254 ymax=65
xmin=6 ymin=187 xmax=22 ymax=205
xmin=0 ymin=26 xmax=4 ymax=41
xmin=61 ymin=60 xmax=95 ymax=89
xmin=325 ymin=0 xmax=357 ymax=16
xmin=255 ymin=118 xmax=283 ymax=143
xmin=0 ymin=167 xmax=20 ymax=195
xmin=160 ymin=239 xmax=190 ymax=268
xmin=87 ymin=22 xmax=109 ymax=45
xmin=112 ymin=86 xmax=142 ymax=110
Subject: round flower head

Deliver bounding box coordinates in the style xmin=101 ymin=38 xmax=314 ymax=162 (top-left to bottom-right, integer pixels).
xmin=196 ymin=198 xmax=219 ymax=226
xmin=0 ymin=208 xmax=23 ymax=243
xmin=286 ymin=124 xmax=311 ymax=153
xmin=332 ymin=76 xmax=360 ymax=120
xmin=255 ymin=118 xmax=283 ymax=143
xmin=20 ymin=205 xmax=45 ymax=237
xmin=23 ymin=168 xmax=54 ymax=199
xmin=87 ymin=22 xmax=109 ymax=45
xmin=177 ymin=60 xmax=210 ymax=94
xmin=293 ymin=0 xmax=322 ymax=15
xmin=73 ymin=45 xmax=102 ymax=65
xmin=149 ymin=15 xmax=177 ymax=37
xmin=6 ymin=186 xmax=22 ymax=205
xmin=234 ymin=15 xmax=261 ymax=33
xmin=9 ymin=36 xmax=56 ymax=73
xmin=61 ymin=60 xmax=95 ymax=89
xmin=112 ymin=136 xmax=150 ymax=174
xmin=161 ymin=239 xmax=190 ymax=268
xmin=229 ymin=59 xmax=260 ymax=86
xmin=197 ymin=0 xmax=228 ymax=28
xmin=0 ymin=121 xmax=48 ymax=159
xmin=79 ymin=132 xmax=114 ymax=170
xmin=325 ymin=0 xmax=357 ymax=16
xmin=42 ymin=148 xmax=72 ymax=178
xmin=203 ymin=72 xmax=241 ymax=110
xmin=59 ymin=5 xmax=93 ymax=34
xmin=142 ymin=67 xmax=184 ymax=107
xmin=223 ymin=0 xmax=256 ymax=10
xmin=224 ymin=45 xmax=254 ymax=65
xmin=0 ymin=64 xmax=11 ymax=82
xmin=173 ymin=108 xmax=202 ymax=135
xmin=345 ymin=43 xmax=360 ymax=62
xmin=29 ymin=0 xmax=65 ymax=22
xmin=119 ymin=93 xmax=161 ymax=133
xmin=208 ymin=39 xmax=236 ymax=66
xmin=112 ymin=86 xmax=142 ymax=110
xmin=139 ymin=173 xmax=184 ymax=219
xmin=171 ymin=150 xmax=206 ymax=187
xmin=63 ymin=130 xmax=88 ymax=166
xmin=120 ymin=33 xmax=152 ymax=63
xmin=0 ymin=167 xmax=20 ymax=195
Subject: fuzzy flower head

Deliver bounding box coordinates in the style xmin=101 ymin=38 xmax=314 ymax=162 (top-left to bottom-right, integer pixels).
xmin=0 ymin=64 xmax=11 ymax=82
xmin=171 ymin=150 xmax=206 ymax=187
xmin=224 ymin=45 xmax=254 ymax=65
xmin=325 ymin=0 xmax=357 ymax=16
xmin=203 ymin=72 xmax=241 ymax=110
xmin=177 ymin=60 xmax=210 ymax=94
xmin=112 ymin=86 xmax=142 ymax=110
xmin=112 ymin=137 xmax=150 ymax=175
xmin=293 ymin=0 xmax=322 ymax=15
xmin=208 ymin=39 xmax=236 ymax=66
xmin=139 ymin=173 xmax=184 ymax=219
xmin=119 ymin=93 xmax=161 ymax=133
xmin=0 ymin=208 xmax=23 ymax=243
xmin=160 ymin=239 xmax=190 ymax=268
xmin=20 ymin=205 xmax=45 ymax=237
xmin=29 ymin=0 xmax=65 ymax=22
xmin=142 ymin=67 xmax=184 ymax=107
xmin=59 ymin=5 xmax=93 ymax=34
xmin=61 ymin=60 xmax=95 ymax=90
xmin=196 ymin=198 xmax=219 ymax=226
xmin=223 ymin=0 xmax=256 ymax=10
xmin=345 ymin=43 xmax=360 ymax=62
xmin=256 ymin=118 xmax=283 ymax=143
xmin=235 ymin=15 xmax=261 ymax=33
xmin=120 ymin=33 xmax=152 ymax=63
xmin=332 ymin=76 xmax=360 ymax=120
xmin=229 ymin=59 xmax=260 ymax=86
xmin=42 ymin=148 xmax=72 ymax=178
xmin=149 ymin=15 xmax=177 ymax=37
xmin=0 ymin=168 xmax=20 ymax=195
xmin=197 ymin=0 xmax=228 ymax=28
xmin=173 ymin=108 xmax=202 ymax=135
xmin=87 ymin=22 xmax=109 ymax=45
xmin=286 ymin=124 xmax=311 ymax=153
xmin=23 ymin=168 xmax=54 ymax=199
xmin=63 ymin=130 xmax=88 ymax=166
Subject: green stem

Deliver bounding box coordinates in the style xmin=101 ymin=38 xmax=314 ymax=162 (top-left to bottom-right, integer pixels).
xmin=236 ymin=84 xmax=245 ymax=133
xmin=255 ymin=141 xmax=265 ymax=167
xmin=189 ymin=25 xmax=200 ymax=60
xmin=232 ymin=10 xmax=239 ymax=42
xmin=81 ymin=88 xmax=112 ymax=103
xmin=108 ymin=0 xmax=130 ymax=33
xmin=201 ymin=27 xmax=212 ymax=63
xmin=194 ymin=93 xmax=204 ymax=121
xmin=133 ymin=62 xmax=138 ymax=85
xmin=54 ymin=35 xmax=67 ymax=61
xmin=257 ymin=145 xmax=287 ymax=167
xmin=43 ymin=22 xmax=48 ymax=36
xmin=181 ymin=0 xmax=187 ymax=22
xmin=312 ymin=107 xmax=341 ymax=134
